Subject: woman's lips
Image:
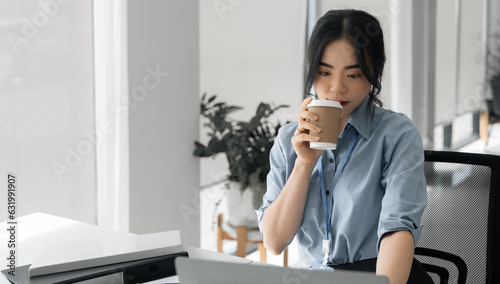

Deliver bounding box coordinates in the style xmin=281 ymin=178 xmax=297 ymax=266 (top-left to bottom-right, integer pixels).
xmin=328 ymin=99 xmax=349 ymax=107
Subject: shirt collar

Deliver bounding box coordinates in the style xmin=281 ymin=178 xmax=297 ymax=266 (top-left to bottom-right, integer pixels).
xmin=344 ymin=96 xmax=373 ymax=140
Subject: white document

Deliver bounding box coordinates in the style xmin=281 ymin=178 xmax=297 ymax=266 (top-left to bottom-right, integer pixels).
xmin=29 ymin=230 xmax=182 ymax=277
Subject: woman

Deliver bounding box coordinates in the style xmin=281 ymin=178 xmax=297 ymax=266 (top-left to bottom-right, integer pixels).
xmin=256 ymin=9 xmax=432 ymax=284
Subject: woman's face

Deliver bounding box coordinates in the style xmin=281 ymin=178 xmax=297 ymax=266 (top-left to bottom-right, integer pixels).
xmin=313 ymin=37 xmax=371 ymax=120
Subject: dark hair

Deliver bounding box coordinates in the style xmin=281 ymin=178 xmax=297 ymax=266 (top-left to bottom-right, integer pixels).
xmin=304 ymin=9 xmax=386 ymax=108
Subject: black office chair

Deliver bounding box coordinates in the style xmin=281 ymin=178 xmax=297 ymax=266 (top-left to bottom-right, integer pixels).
xmin=414 ymin=150 xmax=500 ymax=284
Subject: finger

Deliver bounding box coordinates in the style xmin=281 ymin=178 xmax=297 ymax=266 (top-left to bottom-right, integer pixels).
xmin=292 ymin=133 xmax=320 ymax=145
xmin=300 ymin=97 xmax=314 ymax=111
xmin=297 ymin=110 xmax=319 ymax=122
xmin=295 ymin=127 xmax=307 ymax=134
xmin=297 ymin=121 xmax=321 ymax=133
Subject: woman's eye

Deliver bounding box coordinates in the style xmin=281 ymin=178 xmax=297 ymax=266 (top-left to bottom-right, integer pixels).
xmin=318 ymin=71 xmax=330 ymax=76
xmin=347 ymin=74 xmax=361 ymax=79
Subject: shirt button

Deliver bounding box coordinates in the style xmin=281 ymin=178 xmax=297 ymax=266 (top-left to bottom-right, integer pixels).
xmin=329 ymin=158 xmax=334 ymax=163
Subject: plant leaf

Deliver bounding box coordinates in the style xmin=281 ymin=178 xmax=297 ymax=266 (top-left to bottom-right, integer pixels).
xmin=207 ymin=137 xmax=227 ymax=153
xmin=224 ymin=106 xmax=243 ymax=115
xmin=208 ymin=95 xmax=217 ymax=103
xmin=193 ymin=141 xmax=213 ymax=157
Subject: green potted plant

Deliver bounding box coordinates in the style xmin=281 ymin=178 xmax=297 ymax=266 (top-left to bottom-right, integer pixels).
xmin=194 ymin=93 xmax=289 ymax=228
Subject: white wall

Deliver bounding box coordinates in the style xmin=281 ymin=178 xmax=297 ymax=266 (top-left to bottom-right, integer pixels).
xmin=199 ymin=0 xmax=306 ymax=187
xmin=127 ymin=0 xmax=200 ymax=246
xmin=0 ymin=0 xmax=96 ymax=223
xmin=388 ymin=0 xmax=414 ymax=118
xmin=434 ymin=0 xmax=458 ymax=125
xmin=456 ymin=0 xmax=484 ymax=115
xmin=435 ymin=0 xmax=485 ymax=125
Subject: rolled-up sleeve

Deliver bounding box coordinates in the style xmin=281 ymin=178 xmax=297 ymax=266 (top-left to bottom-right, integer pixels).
xmin=377 ymin=117 xmax=427 ymax=250
xmin=255 ymin=123 xmax=296 ymax=235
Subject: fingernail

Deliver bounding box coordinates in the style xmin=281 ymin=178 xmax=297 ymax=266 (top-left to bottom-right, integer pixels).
xmin=311 ymin=115 xmax=318 ymax=120
xmin=314 ymin=136 xmax=320 ymax=140
xmin=315 ymin=127 xmax=321 ymax=132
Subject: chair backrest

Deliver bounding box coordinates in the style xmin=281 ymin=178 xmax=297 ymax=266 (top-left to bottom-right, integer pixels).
xmin=415 ymin=150 xmax=500 ymax=284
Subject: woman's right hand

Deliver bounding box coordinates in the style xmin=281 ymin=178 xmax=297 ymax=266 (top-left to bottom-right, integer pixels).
xmin=262 ymin=97 xmax=323 ymax=254
xmin=292 ymin=97 xmax=325 ymax=165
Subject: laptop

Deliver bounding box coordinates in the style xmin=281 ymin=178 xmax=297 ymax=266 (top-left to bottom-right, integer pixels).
xmin=175 ymin=257 xmax=389 ymax=284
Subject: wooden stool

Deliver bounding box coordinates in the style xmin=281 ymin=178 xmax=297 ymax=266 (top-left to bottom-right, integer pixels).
xmin=217 ymin=213 xmax=288 ymax=265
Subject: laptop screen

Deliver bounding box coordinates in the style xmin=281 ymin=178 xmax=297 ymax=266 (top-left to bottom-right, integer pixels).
xmin=175 ymin=257 xmax=389 ymax=284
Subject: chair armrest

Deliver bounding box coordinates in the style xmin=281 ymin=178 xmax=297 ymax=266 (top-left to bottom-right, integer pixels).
xmin=420 ymin=263 xmax=449 ymax=284
xmin=415 ymin=247 xmax=467 ymax=284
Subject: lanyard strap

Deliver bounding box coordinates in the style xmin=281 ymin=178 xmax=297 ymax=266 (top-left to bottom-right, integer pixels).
xmin=318 ymin=131 xmax=359 ymax=241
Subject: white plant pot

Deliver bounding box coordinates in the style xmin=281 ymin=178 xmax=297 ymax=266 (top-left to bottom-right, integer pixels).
xmin=224 ymin=182 xmax=262 ymax=230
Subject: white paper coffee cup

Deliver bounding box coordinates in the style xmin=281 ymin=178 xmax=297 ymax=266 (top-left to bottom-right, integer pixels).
xmin=306 ymin=100 xmax=343 ymax=150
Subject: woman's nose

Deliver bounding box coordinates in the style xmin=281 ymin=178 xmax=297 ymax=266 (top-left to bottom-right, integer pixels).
xmin=330 ymin=76 xmax=347 ymax=94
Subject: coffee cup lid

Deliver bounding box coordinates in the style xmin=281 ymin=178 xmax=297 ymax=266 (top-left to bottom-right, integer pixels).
xmin=307 ymin=99 xmax=343 ymax=109
xmin=310 ymin=142 xmax=337 ymax=150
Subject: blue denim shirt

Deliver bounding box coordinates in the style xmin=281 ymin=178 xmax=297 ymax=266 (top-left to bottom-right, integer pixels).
xmin=256 ymin=97 xmax=427 ymax=267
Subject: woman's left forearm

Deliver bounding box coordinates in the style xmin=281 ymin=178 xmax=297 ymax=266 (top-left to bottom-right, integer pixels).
xmin=376 ymin=230 xmax=414 ymax=284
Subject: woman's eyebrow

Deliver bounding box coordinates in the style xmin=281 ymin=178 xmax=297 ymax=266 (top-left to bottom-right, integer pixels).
xmin=318 ymin=62 xmax=333 ymax=68
xmin=318 ymin=62 xmax=360 ymax=70
xmin=344 ymin=64 xmax=360 ymax=70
